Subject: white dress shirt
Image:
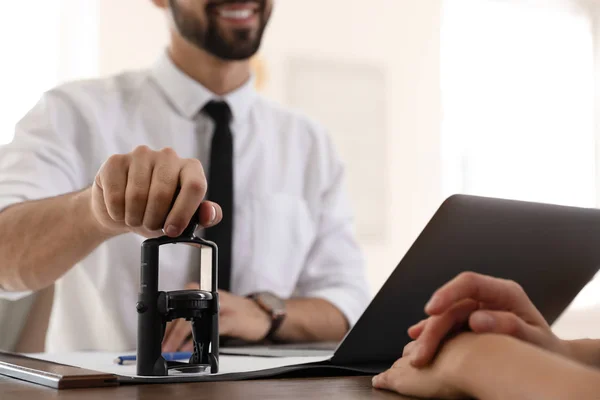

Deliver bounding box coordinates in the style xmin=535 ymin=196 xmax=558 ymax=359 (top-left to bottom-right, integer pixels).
xmin=0 ymin=52 xmax=370 ymax=352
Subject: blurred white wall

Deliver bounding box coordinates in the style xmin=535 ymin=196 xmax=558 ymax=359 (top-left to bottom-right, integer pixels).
xmin=97 ymin=0 xmax=168 ymax=76
xmin=95 ymin=0 xmax=444 ymax=295
xmin=260 ymin=0 xmax=443 ymax=295
xmin=58 ymin=0 xmax=99 ymax=82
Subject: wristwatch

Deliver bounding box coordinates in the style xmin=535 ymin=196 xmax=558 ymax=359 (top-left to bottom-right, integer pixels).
xmin=248 ymin=292 xmax=287 ymax=342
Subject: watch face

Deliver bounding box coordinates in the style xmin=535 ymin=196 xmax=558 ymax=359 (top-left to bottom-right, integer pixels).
xmin=256 ymin=292 xmax=285 ymax=313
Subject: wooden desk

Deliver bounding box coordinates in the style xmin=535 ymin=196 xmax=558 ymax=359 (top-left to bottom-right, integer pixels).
xmin=0 ymin=375 xmax=414 ymax=399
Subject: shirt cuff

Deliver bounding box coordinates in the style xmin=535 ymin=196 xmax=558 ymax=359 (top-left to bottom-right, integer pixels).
xmin=0 ymin=287 xmax=33 ymax=301
xmin=0 ymin=196 xmax=35 ymax=300
xmin=302 ymin=285 xmax=370 ymax=328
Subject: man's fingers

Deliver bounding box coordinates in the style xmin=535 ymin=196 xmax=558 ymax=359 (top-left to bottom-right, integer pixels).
xmin=408 ymin=319 xmax=427 ymax=340
xmin=164 ymin=159 xmax=207 ymax=237
xmin=410 ymin=299 xmax=478 ymax=368
xmin=180 ymin=339 xmax=194 ymax=353
xmin=98 ymin=154 xmax=130 ymax=222
xmin=124 ymin=146 xmax=153 ymax=227
xmin=219 ymin=315 xmax=232 ymax=337
xmin=218 ymin=290 xmax=233 ymax=315
xmin=218 ymin=294 xmax=238 ymax=337
xmin=142 ymin=148 xmax=180 ymax=232
xmin=163 ymin=321 xmax=175 ymax=342
xmin=162 ymin=318 xmax=192 ymax=353
xmin=424 ymin=272 xmax=545 ymax=325
xmin=199 ymin=201 xmax=222 ymax=228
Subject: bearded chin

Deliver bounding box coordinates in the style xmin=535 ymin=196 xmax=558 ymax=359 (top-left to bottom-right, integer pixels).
xmin=169 ymin=0 xmax=269 ymax=61
xmin=203 ymin=24 xmax=264 ymax=60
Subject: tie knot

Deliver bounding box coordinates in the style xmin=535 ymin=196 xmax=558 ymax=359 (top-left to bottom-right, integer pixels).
xmin=202 ymin=101 xmax=232 ymax=125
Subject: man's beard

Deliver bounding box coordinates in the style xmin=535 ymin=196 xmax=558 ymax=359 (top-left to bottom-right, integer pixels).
xmin=169 ymin=0 xmax=270 ymax=61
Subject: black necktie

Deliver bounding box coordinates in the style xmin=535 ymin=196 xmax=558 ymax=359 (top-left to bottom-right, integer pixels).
xmin=202 ymin=101 xmax=233 ymax=291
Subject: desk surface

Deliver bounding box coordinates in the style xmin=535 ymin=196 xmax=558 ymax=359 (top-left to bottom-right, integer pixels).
xmin=0 ymin=375 xmax=415 ymax=400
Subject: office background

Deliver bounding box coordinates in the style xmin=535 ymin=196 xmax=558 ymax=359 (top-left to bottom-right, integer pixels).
xmin=0 ymin=0 xmax=599 ymax=348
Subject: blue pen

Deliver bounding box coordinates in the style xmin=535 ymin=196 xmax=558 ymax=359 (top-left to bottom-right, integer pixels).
xmin=113 ymin=351 xmax=193 ymax=365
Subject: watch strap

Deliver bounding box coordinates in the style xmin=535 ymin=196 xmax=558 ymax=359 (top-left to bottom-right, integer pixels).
xmin=264 ymin=313 xmax=284 ymax=342
xmin=248 ymin=293 xmax=286 ymax=342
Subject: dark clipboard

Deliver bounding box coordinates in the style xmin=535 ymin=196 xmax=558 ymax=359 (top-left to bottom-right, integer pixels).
xmin=0 ymin=351 xmax=118 ymax=389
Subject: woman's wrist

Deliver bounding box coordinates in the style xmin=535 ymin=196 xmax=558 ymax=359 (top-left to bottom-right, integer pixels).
xmin=445 ymin=333 xmax=516 ymax=399
xmin=435 ymin=333 xmax=490 ymax=398
xmin=450 ymin=334 xmax=600 ymax=400
xmin=564 ymin=338 xmax=600 ymax=367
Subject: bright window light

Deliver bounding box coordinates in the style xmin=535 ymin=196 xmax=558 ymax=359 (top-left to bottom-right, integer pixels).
xmin=0 ymin=2 xmax=61 ymax=145
xmin=441 ymin=0 xmax=596 ymax=208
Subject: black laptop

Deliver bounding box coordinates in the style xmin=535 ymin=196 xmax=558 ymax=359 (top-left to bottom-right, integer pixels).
xmin=329 ymin=194 xmax=600 ymax=367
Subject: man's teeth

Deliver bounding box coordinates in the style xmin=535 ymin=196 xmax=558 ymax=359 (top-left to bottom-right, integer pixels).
xmin=219 ymin=9 xmax=254 ymax=19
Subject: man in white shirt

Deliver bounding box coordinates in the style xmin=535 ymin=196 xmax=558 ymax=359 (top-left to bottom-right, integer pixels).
xmin=0 ymin=0 xmax=370 ymax=353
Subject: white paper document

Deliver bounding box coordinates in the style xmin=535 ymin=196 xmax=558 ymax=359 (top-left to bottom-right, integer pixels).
xmin=220 ymin=345 xmax=335 ymax=358
xmin=27 ymin=351 xmax=331 ymax=380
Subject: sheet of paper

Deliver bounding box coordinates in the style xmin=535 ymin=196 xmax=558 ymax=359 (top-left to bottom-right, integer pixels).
xmin=220 ymin=345 xmax=335 ymax=358
xmin=26 ymin=351 xmax=331 ymax=380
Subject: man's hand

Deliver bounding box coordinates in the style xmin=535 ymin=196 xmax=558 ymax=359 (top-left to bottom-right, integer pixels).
xmin=372 ymin=333 xmax=477 ymax=399
xmin=91 ymin=145 xmax=222 ymax=239
xmin=218 ymin=290 xmax=272 ymax=342
xmin=407 ymin=272 xmax=571 ymax=368
xmin=162 ymin=285 xmax=271 ymax=352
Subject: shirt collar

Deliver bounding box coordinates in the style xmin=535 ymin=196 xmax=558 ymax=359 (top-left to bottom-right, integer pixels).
xmin=150 ymin=51 xmax=257 ymax=122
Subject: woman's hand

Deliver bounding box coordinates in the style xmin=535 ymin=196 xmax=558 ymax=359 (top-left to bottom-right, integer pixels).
xmin=372 ymin=333 xmax=478 ymax=399
xmin=407 ymin=272 xmax=571 ymax=368
xmin=374 ymin=332 xmax=600 ymax=400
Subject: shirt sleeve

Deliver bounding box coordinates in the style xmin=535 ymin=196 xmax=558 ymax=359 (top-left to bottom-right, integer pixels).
xmin=294 ymin=131 xmax=371 ymax=328
xmin=0 ymin=90 xmax=86 ymax=300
